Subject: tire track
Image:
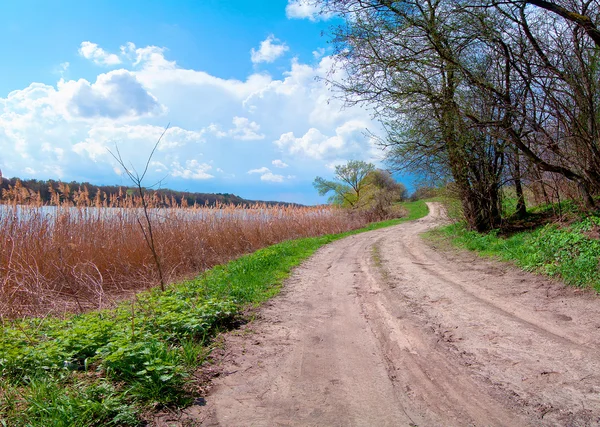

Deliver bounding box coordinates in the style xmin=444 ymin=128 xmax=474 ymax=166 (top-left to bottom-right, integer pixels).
xmin=186 ymin=203 xmax=600 ymax=427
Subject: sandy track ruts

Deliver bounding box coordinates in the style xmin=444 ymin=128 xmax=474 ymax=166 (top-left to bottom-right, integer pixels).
xmin=187 ymin=203 xmax=600 ymax=426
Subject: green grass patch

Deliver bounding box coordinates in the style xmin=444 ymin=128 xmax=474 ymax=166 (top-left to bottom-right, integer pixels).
xmin=0 ymin=200 xmax=428 ymax=427
xmin=428 ymin=213 xmax=600 ymax=292
xmin=397 ymin=199 xmax=429 ymax=222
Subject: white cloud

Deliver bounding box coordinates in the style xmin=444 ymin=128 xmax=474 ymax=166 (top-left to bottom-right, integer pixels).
xmin=150 ymin=160 xmax=167 ymax=173
xmin=170 ymin=159 xmax=214 ymax=180
xmin=64 ymin=70 xmax=163 ymax=119
xmin=274 ymin=120 xmax=370 ymax=160
xmin=231 ymin=116 xmax=264 ymax=140
xmin=79 ymin=42 xmax=121 ymax=66
xmin=325 ymin=160 xmax=347 ymax=170
xmin=57 ymin=62 xmax=70 ymax=76
xmin=248 ymin=167 xmax=271 ymax=175
xmin=243 ymin=57 xmax=359 ymax=131
xmin=0 ymin=40 xmax=384 ymax=204
xmin=285 ymin=0 xmax=331 ymax=21
xmin=248 ymin=166 xmax=287 ymax=183
xmin=133 ymin=45 xmax=174 ymax=69
xmin=261 ymin=172 xmax=285 ymax=182
xmin=313 ymin=48 xmax=326 ymax=59
xmin=272 ymin=159 xmax=288 ymax=168
xmin=72 ymin=125 xmax=204 ymax=161
xmin=41 ymin=142 xmax=64 ymax=161
xmin=251 ymin=35 xmax=289 ymax=64
xmin=208 ymin=116 xmax=264 ymax=141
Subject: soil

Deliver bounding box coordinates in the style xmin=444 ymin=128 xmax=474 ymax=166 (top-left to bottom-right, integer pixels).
xmin=168 ymin=203 xmax=600 ymax=426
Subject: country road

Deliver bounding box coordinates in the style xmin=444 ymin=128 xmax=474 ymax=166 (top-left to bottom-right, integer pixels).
xmin=188 ymin=203 xmax=600 ymax=426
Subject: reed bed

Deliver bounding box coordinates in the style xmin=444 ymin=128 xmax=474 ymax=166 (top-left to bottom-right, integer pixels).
xmin=0 ymin=188 xmax=368 ymax=318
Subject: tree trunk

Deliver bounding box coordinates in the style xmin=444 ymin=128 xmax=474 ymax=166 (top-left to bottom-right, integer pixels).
xmin=513 ymin=151 xmax=527 ymax=217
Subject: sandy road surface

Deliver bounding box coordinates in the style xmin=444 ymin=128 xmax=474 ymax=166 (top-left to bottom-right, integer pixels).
xmin=188 ymin=203 xmax=600 ymax=426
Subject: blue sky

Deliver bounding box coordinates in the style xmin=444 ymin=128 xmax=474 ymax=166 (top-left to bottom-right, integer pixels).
xmin=0 ymin=0 xmax=407 ymax=204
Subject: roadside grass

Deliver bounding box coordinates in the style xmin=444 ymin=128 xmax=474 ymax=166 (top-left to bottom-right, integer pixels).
xmin=0 ymin=200 xmax=428 ymax=427
xmin=427 ymin=199 xmax=600 ymax=292
xmin=394 ymin=199 xmax=429 ymax=222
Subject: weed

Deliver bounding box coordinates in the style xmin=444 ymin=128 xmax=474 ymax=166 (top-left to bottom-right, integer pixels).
xmin=2 ymin=377 xmax=137 ymax=427
xmin=180 ymin=338 xmax=210 ymax=368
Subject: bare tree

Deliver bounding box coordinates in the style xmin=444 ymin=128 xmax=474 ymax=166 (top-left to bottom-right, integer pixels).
xmin=108 ymin=125 xmax=169 ymax=291
xmin=481 ymin=0 xmax=600 ymax=205
xmin=323 ymin=0 xmax=507 ymax=231
xmin=521 ymin=0 xmax=600 ymax=47
xmin=319 ymin=0 xmax=600 ymax=228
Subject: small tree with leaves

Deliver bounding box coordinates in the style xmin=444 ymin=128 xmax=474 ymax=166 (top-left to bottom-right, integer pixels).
xmin=313 ymin=160 xmax=375 ymax=208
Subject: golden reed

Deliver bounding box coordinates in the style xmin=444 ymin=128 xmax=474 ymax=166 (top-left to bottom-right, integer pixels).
xmin=0 ymin=181 xmax=367 ymax=318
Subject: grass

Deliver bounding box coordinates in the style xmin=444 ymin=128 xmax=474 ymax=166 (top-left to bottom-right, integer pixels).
xmin=395 ymin=199 xmax=429 ymax=222
xmin=427 ymin=199 xmax=600 ymax=292
xmin=0 ymin=200 xmax=428 ymax=427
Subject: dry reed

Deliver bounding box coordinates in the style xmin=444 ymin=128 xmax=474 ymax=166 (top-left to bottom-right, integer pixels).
xmin=0 ymin=183 xmax=368 ymax=318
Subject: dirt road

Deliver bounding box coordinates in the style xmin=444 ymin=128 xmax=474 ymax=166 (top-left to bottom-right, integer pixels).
xmin=190 ymin=203 xmax=600 ymax=426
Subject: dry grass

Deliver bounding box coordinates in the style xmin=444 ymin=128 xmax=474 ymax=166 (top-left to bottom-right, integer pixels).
xmin=0 ymin=184 xmax=369 ymax=318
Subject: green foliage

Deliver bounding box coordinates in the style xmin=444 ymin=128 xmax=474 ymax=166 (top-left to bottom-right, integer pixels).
xmin=1 ymin=377 xmax=138 ymax=427
xmin=0 ymin=200 xmax=429 ymax=425
xmin=433 ymin=215 xmax=600 ymax=291
xmin=314 ymin=162 xmax=408 ymax=223
xmin=359 ymin=170 xmax=407 ymax=215
xmin=313 ymin=160 xmax=375 ymax=207
xmin=397 ymin=200 xmax=429 ymax=222
xmin=180 ymin=338 xmax=210 ymax=368
xmin=312 ymin=176 xmax=351 ymax=205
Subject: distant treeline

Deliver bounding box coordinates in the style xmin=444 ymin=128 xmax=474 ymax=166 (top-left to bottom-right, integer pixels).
xmin=0 ymin=176 xmax=300 ymax=207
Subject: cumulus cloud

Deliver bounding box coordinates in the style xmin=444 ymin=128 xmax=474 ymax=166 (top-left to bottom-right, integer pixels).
xmin=66 ymin=70 xmax=163 ymax=119
xmin=72 ymin=125 xmax=204 ymax=161
xmin=285 ymin=0 xmax=332 ymax=21
xmin=130 ymin=43 xmax=175 ymax=70
xmin=0 ymin=40 xmax=383 ymax=203
xmin=243 ymin=57 xmax=358 ymax=132
xmin=170 ymin=159 xmax=214 ymax=180
xmin=274 ymin=120 xmax=370 ymax=160
xmin=275 ymin=128 xmax=337 ymax=159
xmin=207 ymin=117 xmax=264 ymax=141
xmin=251 ymin=35 xmax=289 ymax=64
xmin=261 ymin=172 xmax=286 ymax=182
xmin=247 ymin=166 xmax=289 ymax=183
xmin=79 ymin=41 xmax=121 ymax=66
xmin=230 ymin=116 xmax=264 ymax=140
xmin=41 ymin=142 xmax=64 ymax=161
